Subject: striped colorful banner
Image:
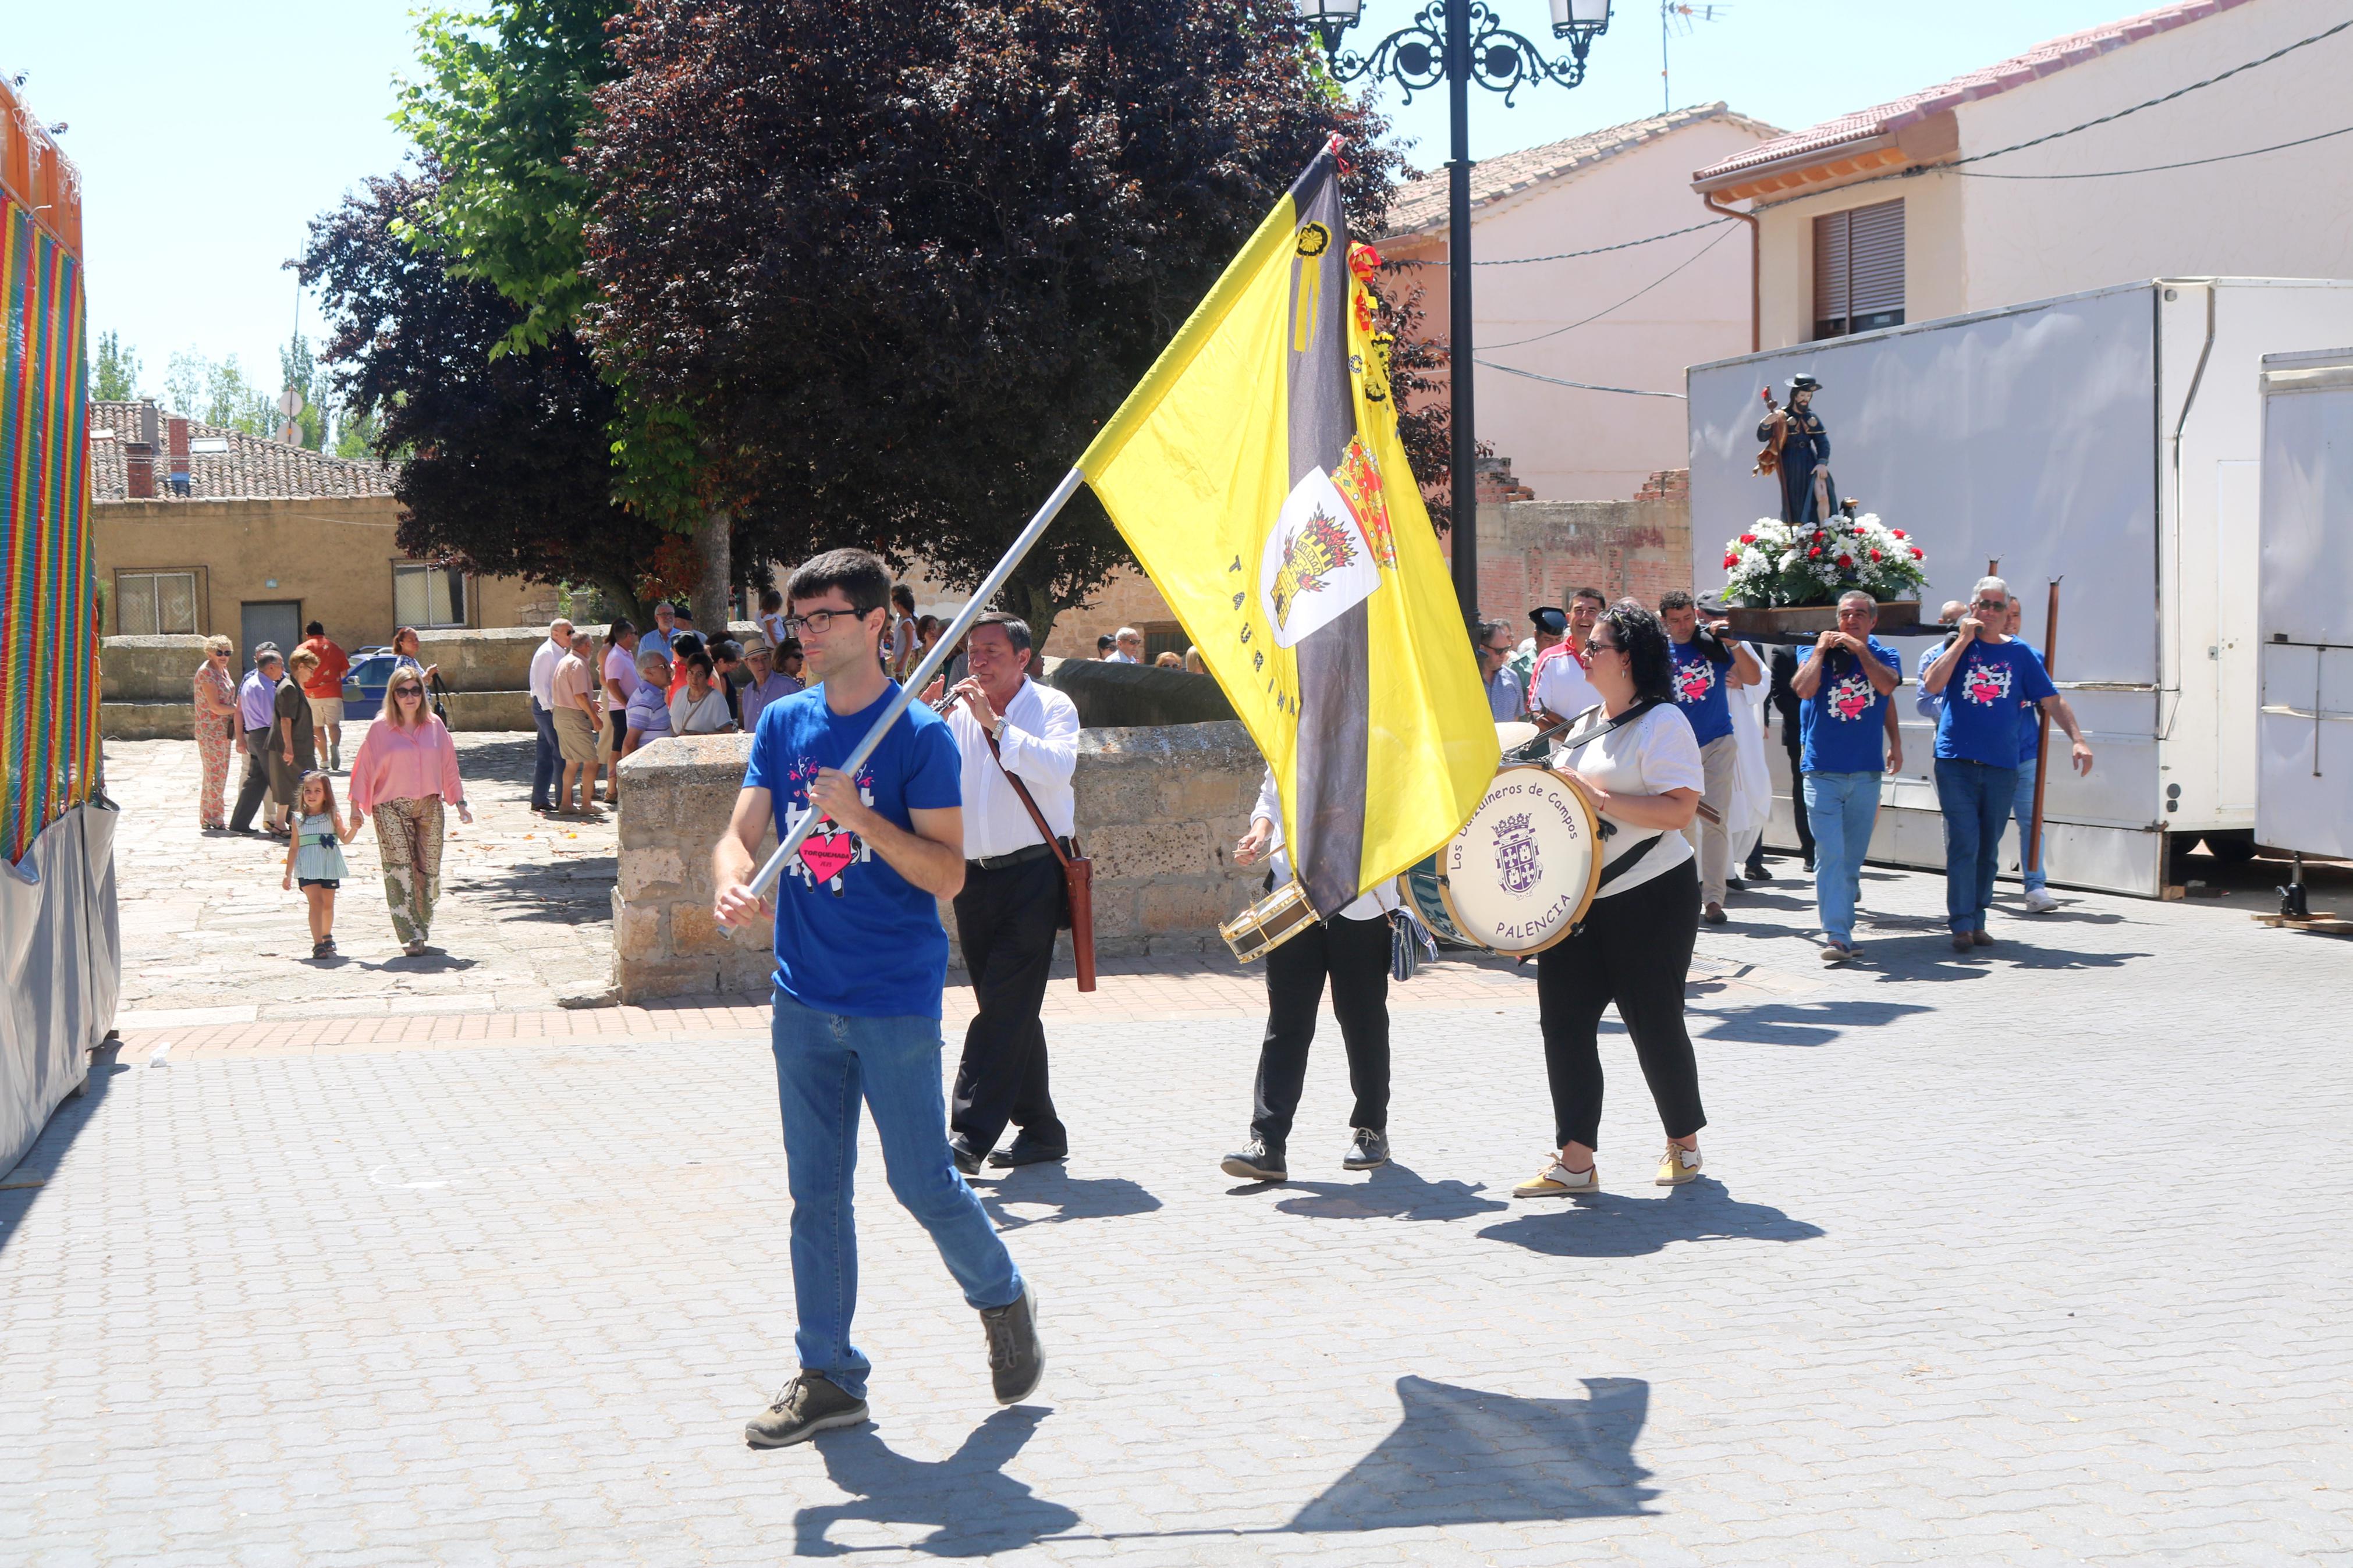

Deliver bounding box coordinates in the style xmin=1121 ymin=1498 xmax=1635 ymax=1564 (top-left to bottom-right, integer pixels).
xmin=0 ymin=194 xmax=94 ymax=866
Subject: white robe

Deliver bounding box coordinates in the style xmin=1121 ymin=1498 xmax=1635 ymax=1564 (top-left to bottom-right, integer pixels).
xmin=1728 ymin=642 xmax=1773 ymax=861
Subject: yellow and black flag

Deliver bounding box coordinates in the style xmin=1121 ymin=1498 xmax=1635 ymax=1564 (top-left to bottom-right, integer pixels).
xmin=1078 ymin=143 xmax=1497 ymax=916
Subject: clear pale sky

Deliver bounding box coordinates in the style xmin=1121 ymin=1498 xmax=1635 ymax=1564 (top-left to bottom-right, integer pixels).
xmin=13 ymin=0 xmax=2171 ymax=401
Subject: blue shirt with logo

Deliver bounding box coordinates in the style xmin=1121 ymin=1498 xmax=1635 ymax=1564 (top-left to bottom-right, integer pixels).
xmin=1669 ymin=638 xmax=1735 ymax=746
xmin=1933 ymin=637 xmax=2057 ymax=767
xmin=744 ymin=684 xmax=961 ymax=1018
xmin=1800 ymin=636 xmax=1900 ymax=775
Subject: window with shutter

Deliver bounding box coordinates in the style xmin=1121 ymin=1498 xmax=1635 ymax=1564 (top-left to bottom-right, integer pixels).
xmin=1812 ymin=198 xmax=1904 ymax=340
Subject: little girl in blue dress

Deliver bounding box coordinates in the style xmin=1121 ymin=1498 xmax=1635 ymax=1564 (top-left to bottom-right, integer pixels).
xmin=282 ymin=771 xmax=358 ymax=960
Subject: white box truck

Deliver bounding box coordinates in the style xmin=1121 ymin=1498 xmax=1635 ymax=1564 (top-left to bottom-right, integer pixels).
xmin=2256 ymin=347 xmax=2353 ymax=863
xmin=1687 ymin=279 xmax=2353 ymax=897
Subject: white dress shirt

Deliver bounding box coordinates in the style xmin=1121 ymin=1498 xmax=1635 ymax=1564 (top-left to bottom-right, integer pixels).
xmin=528 ymin=635 xmax=565 ymax=712
xmin=947 ymin=678 xmax=1080 ymax=860
xmin=1250 ymin=768 xmax=1399 ymax=922
xmin=1533 ymin=646 xmax=1598 ymax=723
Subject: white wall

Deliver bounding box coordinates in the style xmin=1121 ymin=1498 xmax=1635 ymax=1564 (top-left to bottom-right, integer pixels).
xmin=1390 ymin=116 xmax=1774 ymax=502
xmin=1751 ymin=0 xmax=2353 ymax=348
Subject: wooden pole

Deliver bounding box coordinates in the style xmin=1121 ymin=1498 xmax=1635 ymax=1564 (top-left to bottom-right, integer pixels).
xmin=2028 ymin=578 xmax=2061 ymax=878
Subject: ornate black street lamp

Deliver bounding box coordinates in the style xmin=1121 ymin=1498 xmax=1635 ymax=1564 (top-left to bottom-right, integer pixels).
xmin=1296 ymin=0 xmax=1612 ymax=623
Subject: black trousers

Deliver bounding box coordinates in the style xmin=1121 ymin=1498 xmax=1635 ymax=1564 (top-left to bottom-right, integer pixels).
xmin=1535 ymin=857 xmax=1706 ymax=1151
xmin=1780 ymin=726 xmax=1816 ymax=863
xmin=1251 ymin=912 xmax=1391 ymax=1150
xmin=229 ymin=727 xmax=272 ymax=831
xmin=950 ymin=853 xmax=1067 ymax=1154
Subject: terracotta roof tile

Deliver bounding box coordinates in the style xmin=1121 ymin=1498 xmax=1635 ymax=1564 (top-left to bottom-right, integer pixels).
xmin=1384 ymin=102 xmax=1783 ymax=234
xmin=87 ymin=401 xmax=396 ymax=504
xmin=1692 ymin=0 xmax=2259 ymax=186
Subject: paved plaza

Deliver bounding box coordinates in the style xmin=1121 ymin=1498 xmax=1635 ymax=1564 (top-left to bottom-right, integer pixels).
xmin=5 ymin=734 xmax=2352 ymax=1564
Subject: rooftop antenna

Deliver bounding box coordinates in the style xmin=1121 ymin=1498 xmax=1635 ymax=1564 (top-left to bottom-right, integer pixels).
xmin=1661 ymin=2 xmax=1730 ymax=115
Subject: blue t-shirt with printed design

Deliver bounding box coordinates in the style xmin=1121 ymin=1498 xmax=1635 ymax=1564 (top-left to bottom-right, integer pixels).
xmin=2013 ymin=642 xmax=2052 ymax=763
xmin=744 ymin=683 xmax=961 ymax=1019
xmin=1669 ymin=638 xmax=1734 ymax=745
xmin=1800 ymin=636 xmax=1900 ymax=775
xmin=1933 ymin=637 xmax=2057 ymax=766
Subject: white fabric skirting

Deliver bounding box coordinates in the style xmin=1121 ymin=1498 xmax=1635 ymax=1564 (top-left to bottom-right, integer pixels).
xmin=1 ymin=801 xmax=120 ymax=1178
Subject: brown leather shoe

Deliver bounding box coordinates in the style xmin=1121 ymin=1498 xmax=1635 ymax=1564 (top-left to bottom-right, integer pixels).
xmin=1971 ymin=928 xmax=1995 ymax=947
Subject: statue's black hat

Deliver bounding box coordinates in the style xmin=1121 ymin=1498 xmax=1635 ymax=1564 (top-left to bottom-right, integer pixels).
xmin=1788 ymin=373 xmax=1821 ymax=393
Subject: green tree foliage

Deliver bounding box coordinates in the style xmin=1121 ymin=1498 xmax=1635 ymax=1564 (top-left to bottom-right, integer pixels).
xmin=92 ymin=330 xmax=144 ymax=401
xmin=165 ymin=350 xmax=278 ymax=437
xmin=579 ymin=0 xmax=1413 ymax=645
xmin=393 ymin=0 xmax=626 ymax=356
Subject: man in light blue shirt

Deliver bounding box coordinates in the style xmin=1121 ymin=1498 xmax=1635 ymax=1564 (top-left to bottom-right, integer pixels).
xmin=229 ymin=649 xmax=285 ymax=834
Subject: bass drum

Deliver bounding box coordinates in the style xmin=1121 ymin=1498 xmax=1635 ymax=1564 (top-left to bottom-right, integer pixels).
xmin=1407 ymin=764 xmax=1602 ymax=958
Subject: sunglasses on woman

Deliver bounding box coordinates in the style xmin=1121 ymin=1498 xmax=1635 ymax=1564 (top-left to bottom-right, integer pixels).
xmin=391 ymin=685 xmax=425 ymax=701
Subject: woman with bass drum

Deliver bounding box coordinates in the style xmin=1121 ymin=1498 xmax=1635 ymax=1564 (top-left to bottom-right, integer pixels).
xmin=1513 ymin=599 xmax=1712 ymax=1199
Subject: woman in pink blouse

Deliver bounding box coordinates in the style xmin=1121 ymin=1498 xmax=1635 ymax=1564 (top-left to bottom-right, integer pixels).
xmin=346 ymin=668 xmax=474 ymax=955
xmin=191 ymin=636 xmax=240 ymax=831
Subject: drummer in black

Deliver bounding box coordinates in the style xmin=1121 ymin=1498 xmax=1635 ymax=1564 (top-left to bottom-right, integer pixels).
xmin=1512 ymin=600 xmax=1710 ymax=1198
xmin=1220 ymin=767 xmax=1397 ymax=1185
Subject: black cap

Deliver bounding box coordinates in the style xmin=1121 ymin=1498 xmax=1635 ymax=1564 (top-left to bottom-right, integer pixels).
xmin=1790 ymin=373 xmax=1820 ymax=393
xmin=1528 ymin=606 xmax=1567 ymax=637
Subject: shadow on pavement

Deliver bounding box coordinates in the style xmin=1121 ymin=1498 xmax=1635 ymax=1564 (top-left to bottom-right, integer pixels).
xmin=1690 ymin=998 xmax=1933 ymax=1046
xmin=794 ymin=1407 xmax=1077 ymax=1557
xmin=450 ymin=854 xmax=620 ymax=922
xmin=351 ymin=952 xmax=480 ymax=975
xmin=975 ymin=1164 xmax=1161 ymax=1231
xmin=1289 ymin=1375 xmax=1657 ymax=1528
xmin=1478 ymin=1177 xmax=1823 ymax=1259
xmin=1272 ymin=1161 xmax=1509 ymax=1222
xmin=0 ymin=1043 xmax=129 ymax=1255
xmin=1860 ymin=934 xmax=2151 ymax=979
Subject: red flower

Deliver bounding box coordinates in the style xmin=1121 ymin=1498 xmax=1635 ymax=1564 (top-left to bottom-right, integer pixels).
xmin=1869 ymin=548 xmax=1883 ymax=562
xmin=1808 ymin=546 xmax=1823 ymax=558
xmin=1738 ymin=533 xmax=1757 ymax=545
xmin=1836 ymin=554 xmax=1853 ymax=569
xmin=1909 ymin=546 xmax=1923 ymax=559
xmin=1891 ymin=529 xmax=1907 ymax=539
xmin=1723 ymin=553 xmax=1739 ymax=569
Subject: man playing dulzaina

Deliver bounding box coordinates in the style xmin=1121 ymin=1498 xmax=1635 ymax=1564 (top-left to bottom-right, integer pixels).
xmin=713 ymin=547 xmax=1043 ymax=1449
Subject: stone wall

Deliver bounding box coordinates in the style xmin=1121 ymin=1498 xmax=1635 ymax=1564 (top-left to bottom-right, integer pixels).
xmin=1472 ymin=468 xmax=1694 ymax=620
xmin=610 ymin=720 xmax=1268 ymax=1002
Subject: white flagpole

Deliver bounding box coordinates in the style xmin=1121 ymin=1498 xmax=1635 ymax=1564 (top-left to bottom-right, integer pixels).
xmin=745 ymin=465 xmax=1088 ymax=901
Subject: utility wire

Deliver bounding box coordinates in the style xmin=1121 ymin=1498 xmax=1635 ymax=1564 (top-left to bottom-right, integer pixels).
xmin=1754 ymin=12 xmax=2353 ymax=208
xmin=1464 ymin=216 xmax=1735 ymax=266
xmin=1474 ymin=360 xmax=1687 ymax=399
xmin=1944 ymin=14 xmax=2353 ymax=169
xmin=1479 ymin=223 xmax=1737 ymax=350
xmin=1952 ymin=120 xmax=2353 ymax=179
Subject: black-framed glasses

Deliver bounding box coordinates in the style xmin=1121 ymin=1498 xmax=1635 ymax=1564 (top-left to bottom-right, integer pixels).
xmin=779 ymin=605 xmax=878 ymax=638
xmin=1585 ymin=637 xmax=1621 ymax=657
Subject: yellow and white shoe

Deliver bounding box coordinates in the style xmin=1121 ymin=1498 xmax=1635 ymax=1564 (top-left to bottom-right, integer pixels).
xmin=1512 ymin=1160 xmax=1598 ymax=1198
xmin=1656 ymin=1144 xmax=1703 ymax=1186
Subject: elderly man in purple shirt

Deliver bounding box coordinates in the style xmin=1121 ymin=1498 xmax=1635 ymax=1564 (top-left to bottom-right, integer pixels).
xmin=737 ymin=639 xmax=800 ymax=733
xmin=229 ymin=648 xmax=286 ymax=834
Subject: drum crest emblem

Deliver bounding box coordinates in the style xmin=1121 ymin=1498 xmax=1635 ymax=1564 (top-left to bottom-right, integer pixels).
xmin=1491 ymin=810 xmax=1541 ymax=895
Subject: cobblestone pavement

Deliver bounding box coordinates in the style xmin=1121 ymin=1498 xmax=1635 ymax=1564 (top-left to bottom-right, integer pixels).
xmin=102 ymin=731 xmax=620 ymax=1026
xmin=8 ymin=824 xmax=2352 ymax=1566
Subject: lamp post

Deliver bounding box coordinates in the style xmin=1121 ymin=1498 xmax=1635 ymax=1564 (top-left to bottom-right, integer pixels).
xmin=1295 ymin=0 xmax=1612 ymax=624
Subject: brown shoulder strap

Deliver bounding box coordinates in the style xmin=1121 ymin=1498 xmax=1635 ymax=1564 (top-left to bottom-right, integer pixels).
xmin=980 ymin=719 xmax=1071 ymax=867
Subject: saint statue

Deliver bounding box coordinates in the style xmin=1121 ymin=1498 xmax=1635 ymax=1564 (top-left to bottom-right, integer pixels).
xmin=1755 ymin=373 xmax=1833 ymax=527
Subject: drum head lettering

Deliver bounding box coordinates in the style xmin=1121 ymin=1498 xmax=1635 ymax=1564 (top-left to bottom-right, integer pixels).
xmin=1436 ymin=767 xmax=1602 ymax=956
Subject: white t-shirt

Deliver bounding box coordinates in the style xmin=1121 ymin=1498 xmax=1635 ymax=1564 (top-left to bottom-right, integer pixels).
xmin=669 ymin=684 xmax=734 ymax=735
xmin=1533 ymin=649 xmax=1598 ymax=722
xmin=1557 ymin=702 xmax=1705 ymax=898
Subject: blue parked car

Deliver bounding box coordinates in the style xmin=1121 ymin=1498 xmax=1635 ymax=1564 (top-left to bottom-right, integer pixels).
xmin=340 ymin=648 xmax=400 ymax=720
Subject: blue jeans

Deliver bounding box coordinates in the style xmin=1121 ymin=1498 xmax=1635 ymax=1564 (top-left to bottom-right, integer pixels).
xmin=769 ymin=987 xmax=1023 ymax=1400
xmin=529 ymin=701 xmax=559 ymax=809
xmin=1801 ymin=770 xmax=1883 ymax=947
xmin=2013 ymin=773 xmax=2048 ymax=893
xmin=1935 ymin=759 xmax=2019 ymax=933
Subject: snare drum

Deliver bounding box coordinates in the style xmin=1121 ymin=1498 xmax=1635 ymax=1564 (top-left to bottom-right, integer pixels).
xmin=1219 ymin=879 xmax=1321 ymax=963
xmin=1408 ymin=765 xmax=1602 ymax=957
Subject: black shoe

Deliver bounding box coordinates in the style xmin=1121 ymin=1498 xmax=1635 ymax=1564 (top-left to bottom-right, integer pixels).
xmin=979 ymin=1282 xmax=1045 ymax=1405
xmin=988 ymin=1132 xmax=1069 ymax=1169
xmin=1802 ymin=859 xmax=1816 ymax=874
xmin=1343 ymin=1128 xmax=1390 ymax=1171
xmin=1220 ymin=1140 xmax=1287 ymax=1182
xmin=1744 ymin=862 xmax=1772 ymax=882
xmin=744 ymin=1373 xmax=868 ymax=1449
xmin=1723 ymin=876 xmax=1745 ymax=892
xmin=310 ymin=940 xmax=331 ymax=961
xmin=948 ymin=1135 xmax=984 ymax=1177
